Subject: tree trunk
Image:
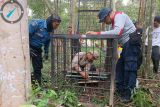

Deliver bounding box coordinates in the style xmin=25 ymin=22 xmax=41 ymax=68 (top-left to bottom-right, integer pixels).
xmin=138 ymin=0 xmax=146 ymax=77
xmin=112 ymin=0 xmax=116 ymax=11
xmin=138 ymin=0 xmax=145 ymax=25
xmin=43 ymin=0 xmax=54 ymax=14
xmin=145 ymin=0 xmax=157 ymax=78
xmin=0 ymin=0 xmax=30 ymax=107
xmin=70 ymin=0 xmax=76 ymax=34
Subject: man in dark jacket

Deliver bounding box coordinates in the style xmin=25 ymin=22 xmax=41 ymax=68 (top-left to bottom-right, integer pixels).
xmin=134 ymin=21 xmax=143 ymax=37
xmin=29 ymin=14 xmax=61 ymax=85
xmin=86 ymin=8 xmax=142 ymax=103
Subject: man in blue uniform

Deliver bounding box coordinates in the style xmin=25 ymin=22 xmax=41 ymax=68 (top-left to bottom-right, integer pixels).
xmin=29 ymin=14 xmax=61 ymax=85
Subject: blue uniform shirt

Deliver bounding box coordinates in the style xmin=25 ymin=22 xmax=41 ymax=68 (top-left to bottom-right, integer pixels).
xmin=29 ymin=19 xmax=51 ymax=54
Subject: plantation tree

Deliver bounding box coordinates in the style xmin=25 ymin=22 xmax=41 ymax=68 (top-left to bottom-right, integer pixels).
xmin=28 ymin=0 xmax=49 ymax=19
xmin=43 ymin=0 xmax=55 ymax=14
xmin=138 ymin=0 xmax=145 ymax=24
xmin=116 ymin=0 xmax=139 ymax=20
xmin=145 ymin=0 xmax=157 ymax=78
xmin=68 ymin=0 xmax=77 ymax=33
xmin=138 ymin=0 xmax=146 ymax=77
xmin=28 ymin=0 xmax=71 ymax=33
xmin=137 ymin=0 xmax=159 ymax=77
xmin=0 ymin=0 xmax=30 ymax=107
xmin=157 ymin=0 xmax=160 ymax=14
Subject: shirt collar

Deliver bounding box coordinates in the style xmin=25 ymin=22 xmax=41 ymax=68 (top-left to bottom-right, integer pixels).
xmin=111 ymin=12 xmax=123 ymax=28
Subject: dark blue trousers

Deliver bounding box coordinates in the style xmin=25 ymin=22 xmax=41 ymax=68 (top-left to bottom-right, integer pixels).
xmin=151 ymin=46 xmax=160 ymax=73
xmin=30 ymin=45 xmax=43 ymax=85
xmin=115 ymin=40 xmax=142 ymax=99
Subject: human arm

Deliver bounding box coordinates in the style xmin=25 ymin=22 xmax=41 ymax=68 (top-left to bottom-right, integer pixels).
xmin=71 ymin=52 xmax=89 ymax=79
xmin=44 ymin=37 xmax=50 ymax=60
xmin=29 ymin=21 xmax=39 ymax=37
xmin=73 ymin=65 xmax=89 ymax=79
xmin=85 ymin=63 xmax=92 ymax=71
xmin=86 ymin=14 xmax=126 ymax=36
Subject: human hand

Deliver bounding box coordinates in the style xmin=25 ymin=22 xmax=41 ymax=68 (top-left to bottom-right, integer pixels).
xmin=79 ymin=71 xmax=89 ymax=79
xmin=95 ymin=43 xmax=100 ymax=48
xmin=74 ymin=66 xmax=89 ymax=79
xmin=86 ymin=31 xmax=97 ymax=35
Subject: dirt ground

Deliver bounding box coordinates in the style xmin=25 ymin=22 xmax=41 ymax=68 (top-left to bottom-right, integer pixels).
xmin=114 ymin=73 xmax=160 ymax=107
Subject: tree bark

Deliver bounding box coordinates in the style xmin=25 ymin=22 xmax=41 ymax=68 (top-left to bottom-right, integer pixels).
xmin=145 ymin=0 xmax=157 ymax=78
xmin=70 ymin=0 xmax=76 ymax=34
xmin=138 ymin=0 xmax=146 ymax=77
xmin=0 ymin=0 xmax=30 ymax=107
xmin=138 ymin=0 xmax=145 ymax=25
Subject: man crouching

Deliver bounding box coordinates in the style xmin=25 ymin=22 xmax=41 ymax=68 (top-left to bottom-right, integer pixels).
xmin=71 ymin=51 xmax=99 ymax=79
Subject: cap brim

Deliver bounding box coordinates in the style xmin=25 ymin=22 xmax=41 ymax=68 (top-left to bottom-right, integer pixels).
xmin=53 ymin=19 xmax=61 ymax=22
xmin=99 ymin=14 xmax=108 ymax=23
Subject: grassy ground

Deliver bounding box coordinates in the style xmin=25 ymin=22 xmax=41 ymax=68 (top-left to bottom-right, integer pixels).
xmin=31 ymin=44 xmax=160 ymax=107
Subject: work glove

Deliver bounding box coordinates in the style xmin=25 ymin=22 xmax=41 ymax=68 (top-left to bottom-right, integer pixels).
xmin=43 ymin=53 xmax=48 ymax=60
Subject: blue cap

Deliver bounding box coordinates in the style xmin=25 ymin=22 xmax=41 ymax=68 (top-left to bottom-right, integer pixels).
xmin=98 ymin=8 xmax=112 ymax=23
xmin=47 ymin=14 xmax=61 ymax=23
xmin=52 ymin=15 xmax=61 ymax=22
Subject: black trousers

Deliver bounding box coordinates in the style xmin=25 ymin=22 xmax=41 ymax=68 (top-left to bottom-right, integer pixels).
xmin=30 ymin=45 xmax=43 ymax=85
xmin=151 ymin=46 xmax=160 ymax=73
xmin=116 ymin=32 xmax=142 ymax=100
